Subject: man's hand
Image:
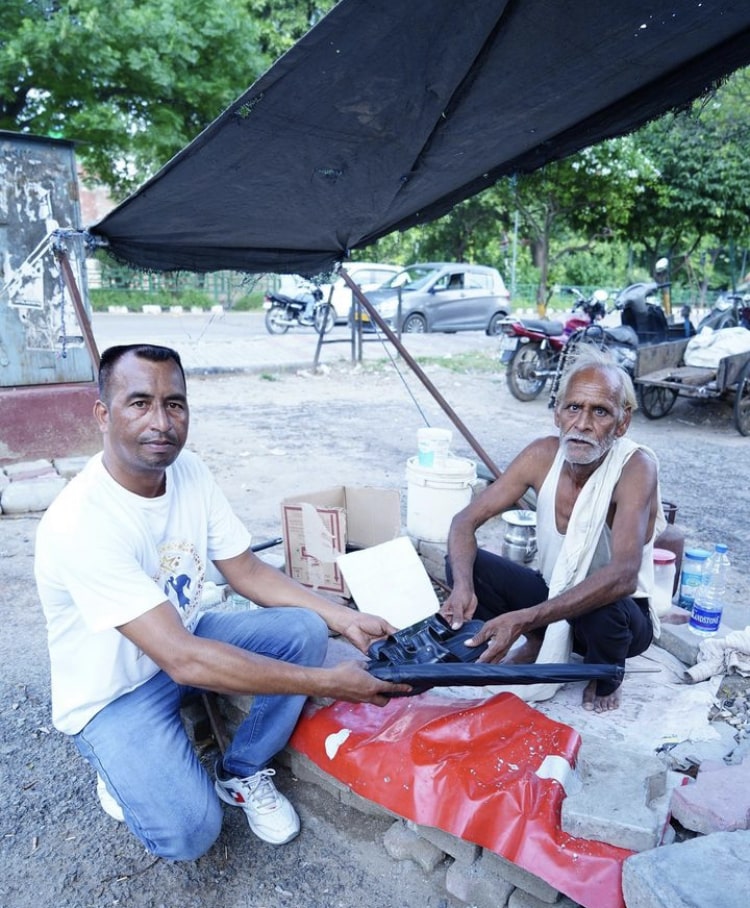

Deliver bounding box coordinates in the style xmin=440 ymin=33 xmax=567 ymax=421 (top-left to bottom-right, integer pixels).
xmin=323 ymin=660 xmax=411 ymax=705
xmin=334 ymin=610 xmax=397 ymax=654
xmin=439 ymin=586 xmax=478 ymax=630
xmin=465 ymin=613 xmax=525 ymax=663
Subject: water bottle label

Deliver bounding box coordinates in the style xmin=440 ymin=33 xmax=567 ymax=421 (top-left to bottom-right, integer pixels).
xmin=689 ymin=603 xmax=722 ymax=634
xmin=678 ymin=571 xmax=702 ymax=608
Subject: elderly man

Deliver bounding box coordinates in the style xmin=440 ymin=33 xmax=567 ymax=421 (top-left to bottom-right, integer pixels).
xmin=441 ymin=345 xmax=665 ymax=712
xmin=35 ymin=344 xmax=408 ymax=862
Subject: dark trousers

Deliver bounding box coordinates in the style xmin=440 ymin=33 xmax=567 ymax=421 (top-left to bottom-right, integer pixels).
xmin=447 ymin=549 xmax=654 ymax=695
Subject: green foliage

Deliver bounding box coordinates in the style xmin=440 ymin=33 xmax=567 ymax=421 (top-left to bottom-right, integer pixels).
xmin=0 ymin=1 xmax=334 ymax=196
xmin=89 ymin=286 xmax=214 ymax=311
xmin=228 ymin=292 xmax=265 ymax=311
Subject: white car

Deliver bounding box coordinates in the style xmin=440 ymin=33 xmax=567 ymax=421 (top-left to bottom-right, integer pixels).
xmin=325 ymin=262 xmax=402 ymax=322
xmin=274 ymin=263 xmax=402 ymax=324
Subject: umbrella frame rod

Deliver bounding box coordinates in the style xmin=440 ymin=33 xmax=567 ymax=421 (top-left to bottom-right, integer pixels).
xmin=340 ymin=267 xmax=502 ymax=480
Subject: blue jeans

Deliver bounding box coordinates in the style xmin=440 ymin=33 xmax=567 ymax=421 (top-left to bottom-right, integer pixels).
xmin=73 ymin=607 xmax=328 ymax=860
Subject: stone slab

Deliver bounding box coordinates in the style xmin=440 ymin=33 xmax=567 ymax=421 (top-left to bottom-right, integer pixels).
xmin=561 ymin=736 xmax=671 ymax=852
xmin=622 ymin=830 xmax=750 ymax=908
xmin=0 ymin=475 xmax=67 ymax=514
xmin=670 ymin=757 xmax=750 ymax=834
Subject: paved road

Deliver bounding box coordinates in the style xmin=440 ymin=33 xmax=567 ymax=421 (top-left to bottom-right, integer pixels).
xmin=91 ymin=310 xmax=501 ymax=373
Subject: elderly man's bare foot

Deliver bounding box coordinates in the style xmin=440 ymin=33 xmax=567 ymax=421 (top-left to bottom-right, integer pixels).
xmin=504 ymin=636 xmax=543 ymax=665
xmin=582 ymin=680 xmax=621 ymax=712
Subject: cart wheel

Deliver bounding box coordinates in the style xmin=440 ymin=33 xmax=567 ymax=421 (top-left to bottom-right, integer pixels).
xmin=637 ymin=384 xmax=678 ymax=419
xmin=733 ymin=360 xmax=750 ymax=436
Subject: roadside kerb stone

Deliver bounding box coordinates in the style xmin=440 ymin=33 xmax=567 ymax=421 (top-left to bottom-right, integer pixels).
xmin=0 ymin=473 xmax=67 ymax=515
xmin=622 ymin=829 xmax=750 ymax=908
xmin=445 ymin=852 xmax=516 ymax=908
xmin=509 ymin=892 xmax=579 ymax=908
xmin=406 ymin=820 xmax=480 ymax=866
xmin=561 ymin=736 xmax=672 ymax=852
xmin=383 ymin=820 xmax=445 ymax=872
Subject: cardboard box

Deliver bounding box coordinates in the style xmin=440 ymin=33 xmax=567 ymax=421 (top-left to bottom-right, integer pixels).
xmin=281 ymin=486 xmax=401 ymax=595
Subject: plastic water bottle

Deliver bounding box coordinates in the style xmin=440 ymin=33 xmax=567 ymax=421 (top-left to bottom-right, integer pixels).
xmin=689 ymin=544 xmax=730 ymax=637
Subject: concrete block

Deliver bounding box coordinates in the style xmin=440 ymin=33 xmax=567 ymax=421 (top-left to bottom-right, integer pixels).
xmin=509 ymin=891 xmax=577 ymax=908
xmin=445 ymin=853 xmax=515 ymax=908
xmin=414 ymin=539 xmax=448 ymax=584
xmin=53 ymin=455 xmax=91 ymax=478
xmin=622 ymin=830 xmax=750 ymax=908
xmin=3 ymin=458 xmax=56 ymax=481
xmin=286 ymin=750 xmax=350 ymax=802
xmin=561 ymin=737 xmax=671 ymax=852
xmin=670 ymin=757 xmax=750 ymax=834
xmin=478 ymin=849 xmax=560 ymax=903
xmin=287 ymin=749 xmax=394 ymax=819
xmin=407 ymin=820 xmax=480 ymax=865
xmin=656 ymin=616 xmax=732 ymax=667
xmin=383 ymin=820 xmax=445 ymax=872
xmin=0 ymin=475 xmax=67 ymax=514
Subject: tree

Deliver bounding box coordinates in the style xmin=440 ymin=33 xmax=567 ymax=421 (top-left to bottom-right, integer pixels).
xmin=621 ymin=67 xmax=750 ymax=295
xmin=0 ymin=0 xmax=335 ymax=197
xmin=487 ymin=139 xmax=659 ymax=310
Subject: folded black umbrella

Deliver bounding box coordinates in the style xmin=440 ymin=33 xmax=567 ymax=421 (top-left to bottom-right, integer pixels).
xmin=368 ymin=661 xmax=624 ymax=694
xmin=365 ymin=614 xmax=626 ymax=696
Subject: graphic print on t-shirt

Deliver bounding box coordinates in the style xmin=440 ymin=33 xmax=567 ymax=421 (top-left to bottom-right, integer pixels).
xmin=158 ymin=541 xmax=205 ymax=630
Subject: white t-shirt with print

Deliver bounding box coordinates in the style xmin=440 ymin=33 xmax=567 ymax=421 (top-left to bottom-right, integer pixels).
xmin=35 ymin=450 xmax=252 ymax=735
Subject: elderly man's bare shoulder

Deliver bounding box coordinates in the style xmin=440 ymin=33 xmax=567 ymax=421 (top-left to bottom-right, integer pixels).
xmin=512 ymin=434 xmax=560 ymax=482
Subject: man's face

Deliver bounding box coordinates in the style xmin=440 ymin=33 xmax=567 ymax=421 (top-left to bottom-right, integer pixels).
xmin=95 ymin=353 xmax=189 ymax=495
xmin=554 ymin=367 xmax=630 ymax=466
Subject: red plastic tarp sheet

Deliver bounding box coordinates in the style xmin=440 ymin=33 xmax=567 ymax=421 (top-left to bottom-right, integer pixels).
xmin=290 ymin=692 xmax=633 ymax=908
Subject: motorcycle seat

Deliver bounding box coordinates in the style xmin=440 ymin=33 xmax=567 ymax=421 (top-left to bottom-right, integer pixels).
xmin=518 ymin=319 xmax=564 ymax=336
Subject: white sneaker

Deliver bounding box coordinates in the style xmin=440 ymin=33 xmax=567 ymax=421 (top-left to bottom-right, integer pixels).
xmin=96 ymin=774 xmax=125 ymax=822
xmin=214 ymin=767 xmax=300 ymax=844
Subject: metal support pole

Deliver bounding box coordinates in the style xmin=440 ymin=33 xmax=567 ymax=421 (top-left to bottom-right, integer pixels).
xmin=53 ymin=243 xmax=100 ymax=369
xmin=339 ymin=268 xmax=503 ymax=480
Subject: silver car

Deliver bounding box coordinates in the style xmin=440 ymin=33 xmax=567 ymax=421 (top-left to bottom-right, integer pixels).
xmin=358 ymin=262 xmax=512 ymax=334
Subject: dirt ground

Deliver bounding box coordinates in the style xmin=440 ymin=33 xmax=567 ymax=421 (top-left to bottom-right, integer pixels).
xmin=1 ymin=355 xmax=748 ymax=908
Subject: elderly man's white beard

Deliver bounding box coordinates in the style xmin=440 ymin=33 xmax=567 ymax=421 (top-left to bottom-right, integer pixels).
xmin=561 ymin=431 xmax=617 ymax=465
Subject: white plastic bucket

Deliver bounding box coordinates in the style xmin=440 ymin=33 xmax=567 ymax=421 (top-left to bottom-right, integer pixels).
xmin=406 ymin=455 xmax=476 ymax=543
xmin=417 ymin=427 xmax=453 ymax=469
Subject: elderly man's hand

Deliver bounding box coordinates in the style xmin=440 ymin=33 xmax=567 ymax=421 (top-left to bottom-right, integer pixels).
xmin=439 ymin=586 xmax=478 ymax=630
xmin=464 ymin=614 xmax=525 ymax=663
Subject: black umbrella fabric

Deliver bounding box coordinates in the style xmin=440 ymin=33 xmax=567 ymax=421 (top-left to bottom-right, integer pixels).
xmin=368 ymin=662 xmax=624 ymax=697
xmin=90 ymin=0 xmax=750 ymax=277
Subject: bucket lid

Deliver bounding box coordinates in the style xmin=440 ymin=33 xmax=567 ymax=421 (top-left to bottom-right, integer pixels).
xmin=501 ymin=509 xmax=536 ymax=526
xmin=652 ymin=548 xmax=676 ymax=564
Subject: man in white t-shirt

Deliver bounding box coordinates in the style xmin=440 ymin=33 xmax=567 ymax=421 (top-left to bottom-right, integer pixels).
xmin=35 ymin=343 xmax=409 ymax=860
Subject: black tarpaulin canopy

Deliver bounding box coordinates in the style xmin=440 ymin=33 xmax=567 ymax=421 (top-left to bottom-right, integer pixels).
xmin=90 ymin=0 xmax=750 ymax=277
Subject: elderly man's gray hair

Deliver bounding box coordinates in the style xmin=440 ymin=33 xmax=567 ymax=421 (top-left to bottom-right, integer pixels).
xmin=555 ymin=344 xmax=638 ymax=415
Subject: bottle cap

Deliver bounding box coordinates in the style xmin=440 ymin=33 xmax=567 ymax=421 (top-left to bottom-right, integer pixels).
xmin=715 ymin=543 xmax=729 ymax=553
xmin=684 ymin=548 xmax=711 ymax=560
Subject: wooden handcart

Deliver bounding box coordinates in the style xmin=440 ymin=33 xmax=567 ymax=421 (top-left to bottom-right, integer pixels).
xmin=634 ymin=338 xmax=750 ymax=436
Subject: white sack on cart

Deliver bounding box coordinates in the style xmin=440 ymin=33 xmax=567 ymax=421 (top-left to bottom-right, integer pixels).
xmin=683 ymin=326 xmax=750 ymax=368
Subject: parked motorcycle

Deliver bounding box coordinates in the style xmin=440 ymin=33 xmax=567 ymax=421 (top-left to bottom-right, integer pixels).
xmin=500 ymin=287 xmax=608 ymax=401
xmin=546 ymin=278 xmax=681 ymax=409
xmin=263 ymin=287 xmax=335 ymax=335
xmin=697 ymin=291 xmax=750 ymax=333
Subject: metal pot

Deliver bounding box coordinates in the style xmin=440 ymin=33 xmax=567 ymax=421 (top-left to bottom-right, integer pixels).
xmin=501 ymin=509 xmax=537 ymax=563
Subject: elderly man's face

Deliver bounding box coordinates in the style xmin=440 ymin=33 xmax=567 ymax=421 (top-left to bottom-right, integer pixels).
xmin=554 ymin=367 xmax=630 ymax=466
